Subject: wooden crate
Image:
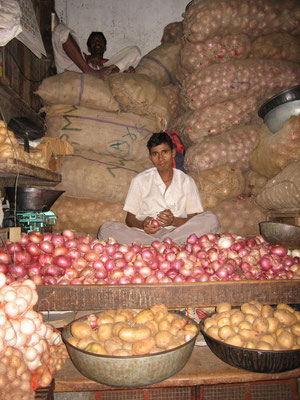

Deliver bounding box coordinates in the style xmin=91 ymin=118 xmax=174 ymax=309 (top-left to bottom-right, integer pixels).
xmin=36 ymin=280 xmax=300 ymax=311
xmin=267 ymin=210 xmax=300 ymax=227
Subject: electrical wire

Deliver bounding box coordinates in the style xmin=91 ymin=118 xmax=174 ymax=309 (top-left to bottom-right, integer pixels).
xmin=5 ymin=46 xmax=55 ymax=83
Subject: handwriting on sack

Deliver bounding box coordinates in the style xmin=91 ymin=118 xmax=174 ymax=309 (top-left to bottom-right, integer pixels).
xmin=106 ymin=125 xmax=151 ymax=158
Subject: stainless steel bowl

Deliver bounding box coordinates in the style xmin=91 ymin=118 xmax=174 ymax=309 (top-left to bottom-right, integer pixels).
xmin=62 ymin=312 xmax=199 ymax=387
xmin=258 ymin=86 xmax=300 ymax=133
xmin=259 ymin=221 xmax=300 ymax=249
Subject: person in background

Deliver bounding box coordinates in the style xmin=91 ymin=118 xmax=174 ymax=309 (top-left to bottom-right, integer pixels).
xmin=52 ymin=20 xmax=141 ymax=78
xmin=98 ymin=132 xmax=221 ymax=245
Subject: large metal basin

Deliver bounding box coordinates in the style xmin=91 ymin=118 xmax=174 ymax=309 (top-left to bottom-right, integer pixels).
xmin=259 ymin=221 xmax=300 ymax=249
xmin=62 ymin=312 xmax=199 ymax=388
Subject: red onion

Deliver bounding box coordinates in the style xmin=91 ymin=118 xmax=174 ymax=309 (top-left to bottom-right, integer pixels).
xmin=54 ymin=255 xmax=72 ymax=269
xmin=94 ymin=268 xmax=108 ymax=279
xmin=131 ymin=274 xmax=145 ymax=284
xmin=106 ymin=244 xmax=117 ymax=256
xmin=166 ymin=268 xmax=178 ymax=279
xmin=92 ymin=242 xmax=104 ymax=253
xmin=39 ymin=241 xmax=54 ymax=254
xmin=28 ymin=231 xmax=43 ymax=244
xmin=187 ymin=233 xmax=197 ymax=244
xmin=51 ymin=234 xmax=65 ymax=246
xmin=27 ymin=263 xmax=42 ymax=276
xmin=72 ymin=257 xmax=87 ymax=270
xmin=79 ymin=267 xmax=95 ymax=279
xmin=104 ymin=259 xmax=115 ymax=272
xmin=42 ymin=232 xmax=53 ymax=241
xmin=173 ymin=274 xmax=185 ymax=283
xmin=26 ymin=243 xmax=41 ymax=256
xmin=42 ymin=264 xmax=64 ymax=277
xmin=7 ymin=242 xmax=22 ymax=254
xmin=31 ymin=275 xmax=43 ymax=285
xmin=20 ymin=233 xmax=29 ymax=245
xmin=145 ymin=275 xmax=159 ymax=284
xmin=110 ymin=269 xmax=124 ymax=281
xmin=15 ymin=251 xmax=32 ymax=265
xmin=77 ymin=243 xmax=91 ymax=253
xmin=53 ymin=246 xmax=68 ymax=257
xmin=123 ymin=264 xmax=136 ymax=278
xmin=43 ymin=275 xmax=58 ymax=285
xmin=65 ymin=239 xmax=78 ymax=249
xmin=124 ymin=250 xmax=136 ymax=263
xmin=64 ymin=267 xmax=79 ymax=280
xmin=270 ymin=246 xmax=288 ymax=257
xmin=0 ymin=263 xmax=8 ymax=274
xmin=119 ymin=276 xmax=131 ymax=284
xmin=84 ymin=251 xmax=100 ymax=262
xmin=0 ymin=252 xmax=10 ymax=264
xmin=38 ymin=253 xmax=54 ymax=266
xmin=67 ymin=249 xmax=81 ymax=260
xmin=62 ymin=230 xmax=76 ymax=240
xmin=11 ymin=263 xmax=27 ymax=278
xmin=155 ymin=270 xmax=165 ymax=280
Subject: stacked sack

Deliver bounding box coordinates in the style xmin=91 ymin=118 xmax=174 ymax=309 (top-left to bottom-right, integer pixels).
xmin=36 ymin=71 xmax=171 ymax=234
xmin=166 ymin=0 xmax=300 ymax=236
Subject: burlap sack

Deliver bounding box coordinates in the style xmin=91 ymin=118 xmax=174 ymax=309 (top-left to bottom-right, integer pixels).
xmin=45 ymin=105 xmax=158 ymax=162
xmin=250 ymin=33 xmax=300 ymax=62
xmin=162 ymin=84 xmax=180 ymax=120
xmin=52 ymin=195 xmax=125 ymax=236
xmin=54 ymin=149 xmax=147 ymax=203
xmin=184 ymin=125 xmax=259 ymax=173
xmin=255 ymin=161 xmax=300 ymax=211
xmin=243 ymin=170 xmax=268 ymax=196
xmin=175 ymin=96 xmax=258 ymax=144
xmin=35 ymin=71 xmax=119 ymax=112
xmin=136 ymin=42 xmax=182 ymax=87
xmin=209 ymin=196 xmax=266 ymax=237
xmin=250 ymin=116 xmax=300 ymax=178
xmin=107 ymin=73 xmax=170 ymax=129
xmin=161 ymin=21 xmax=183 ymax=44
xmin=191 ymin=166 xmax=245 ymax=209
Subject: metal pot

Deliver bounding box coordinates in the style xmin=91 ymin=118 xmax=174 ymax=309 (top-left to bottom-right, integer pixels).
xmin=62 ymin=312 xmax=199 ymax=388
xmin=259 ymin=221 xmax=300 ymax=249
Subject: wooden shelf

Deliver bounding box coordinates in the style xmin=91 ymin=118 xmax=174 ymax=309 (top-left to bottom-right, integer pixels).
xmin=0 ymin=158 xmax=61 ymax=185
xmin=36 ymin=280 xmax=300 ymax=311
xmin=54 ymin=347 xmax=300 ymax=392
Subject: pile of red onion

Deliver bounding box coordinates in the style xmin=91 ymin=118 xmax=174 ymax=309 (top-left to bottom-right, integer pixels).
xmin=0 ymin=230 xmax=299 ymax=285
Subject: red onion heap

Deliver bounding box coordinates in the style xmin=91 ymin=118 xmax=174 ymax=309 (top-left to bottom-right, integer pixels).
xmin=0 ymin=230 xmax=299 ymax=285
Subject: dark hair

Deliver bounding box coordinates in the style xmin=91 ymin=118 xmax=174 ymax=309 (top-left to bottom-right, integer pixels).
xmin=147 ymin=132 xmax=173 ymax=153
xmin=87 ymin=32 xmax=107 ymax=49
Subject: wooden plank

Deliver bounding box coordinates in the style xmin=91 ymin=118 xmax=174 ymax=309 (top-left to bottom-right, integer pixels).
xmin=0 ymin=158 xmax=61 ymax=183
xmin=54 ymin=348 xmax=300 ymax=392
xmin=36 ymin=280 xmax=300 ymax=311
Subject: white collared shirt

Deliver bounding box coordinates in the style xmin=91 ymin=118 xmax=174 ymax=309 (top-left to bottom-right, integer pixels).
xmin=123 ymin=168 xmax=203 ymax=225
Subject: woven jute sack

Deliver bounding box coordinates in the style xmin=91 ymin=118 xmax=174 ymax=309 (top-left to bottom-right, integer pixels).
xmin=136 ymin=42 xmax=182 ymax=87
xmin=190 ymin=165 xmax=245 ymax=209
xmin=107 ymin=73 xmax=170 ymax=129
xmin=255 ymin=161 xmax=300 ymax=211
xmin=209 ymin=196 xmax=266 ymax=237
xmin=54 ymin=149 xmax=147 ymax=204
xmin=44 ymin=105 xmax=158 ymax=162
xmin=243 ymin=169 xmax=268 ymax=196
xmin=35 ymin=71 xmax=119 ymax=112
xmin=250 ymin=116 xmax=300 ymax=178
xmin=51 ymin=195 xmax=125 ymax=236
xmin=250 ymin=33 xmax=300 ymax=62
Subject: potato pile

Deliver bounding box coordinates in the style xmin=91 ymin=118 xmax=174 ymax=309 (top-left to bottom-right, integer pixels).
xmin=204 ymin=301 xmax=300 ymax=351
xmin=67 ymin=304 xmax=198 ymax=356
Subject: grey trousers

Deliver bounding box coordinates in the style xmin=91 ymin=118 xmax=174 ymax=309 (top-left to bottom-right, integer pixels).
xmin=98 ymin=212 xmax=221 ymax=245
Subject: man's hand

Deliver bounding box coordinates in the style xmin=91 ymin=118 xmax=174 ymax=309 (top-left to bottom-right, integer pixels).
xmin=90 ymin=65 xmax=119 ymax=79
xmin=143 ymin=217 xmax=161 ymax=234
xmin=157 ymin=209 xmax=174 ymax=227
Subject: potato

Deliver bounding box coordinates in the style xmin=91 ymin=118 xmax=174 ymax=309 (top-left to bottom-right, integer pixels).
xmin=266 ymin=317 xmax=280 ymax=334
xmin=239 ymin=329 xmax=258 ymax=341
xmin=134 ymin=310 xmax=154 ymax=324
xmin=256 ymin=341 xmax=272 ymax=351
xmin=241 ymin=303 xmax=260 ymax=317
xmin=184 ymin=329 xmax=196 ymax=342
xmin=274 ymin=309 xmax=297 ymax=327
xmin=206 ymin=326 xmax=219 ymax=340
xmin=204 ymin=317 xmax=217 ymax=330
xmin=113 ymin=314 xmax=127 ymax=323
xmin=261 ymin=305 xmax=274 ymax=318
xmin=215 ymin=311 xmax=231 ymax=321
xmin=277 ymin=331 xmax=294 ymax=350
xmin=145 ymin=320 xmax=158 ymax=336
xmin=154 ymin=311 xmax=168 ymax=323
xmin=260 ymin=334 xmax=276 ymax=347
xmin=97 ymin=315 xmax=114 ymax=325
xmin=172 ymin=318 xmax=186 ymax=329
xmin=218 ymin=325 xmax=235 ymax=340
xmin=295 ymin=311 xmax=300 ymax=321
xmin=117 ymin=308 xmax=136 ymax=321
xmin=98 ymin=309 xmax=116 ymax=319
xmin=245 ymin=314 xmax=256 ymax=324
xmin=253 ymin=317 xmax=269 ymax=334
xmin=98 ymin=323 xmax=113 ymax=341
xmin=104 ymin=338 xmax=122 ymax=355
xmin=249 ymin=300 xmax=263 ymax=312
xmin=113 ymin=349 xmax=132 ymax=356
xmin=230 ymin=311 xmax=245 ymax=326
xmin=71 ymin=321 xmax=93 ymax=339
xmin=158 ymin=319 xmax=171 ymax=331
xmin=225 ymin=334 xmax=244 ymax=347
xmin=150 ymin=304 xmax=168 ymax=315
xmin=216 ymin=302 xmax=231 ymax=313
xmin=184 ymin=324 xmax=198 ymax=334
xmin=112 ymin=322 xmax=128 ymax=337
xmin=85 ymin=342 xmax=107 ymax=355
xmin=167 ymin=338 xmax=183 ymax=350
xmin=238 ymin=321 xmax=253 ymax=330
xmin=132 ymin=338 xmax=156 ymax=355
xmin=297 ymin=337 xmax=300 ymax=347
xmin=276 ymin=304 xmax=295 ymax=313
xmin=245 ymin=341 xmax=256 ymax=349
xmin=77 ymin=337 xmax=96 ymax=350
xmin=169 ymin=325 xmax=179 ymax=336
xmin=217 ymin=317 xmax=231 ymax=328
xmin=166 ymin=313 xmax=175 ymax=323
xmin=291 ymin=322 xmax=300 ymax=336
xmin=119 ymin=325 xmax=151 ymax=343
xmin=155 ymin=330 xmax=174 ymax=349
xmin=122 ymin=342 xmax=133 ymax=351
xmin=67 ymin=337 xmax=79 ymax=346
